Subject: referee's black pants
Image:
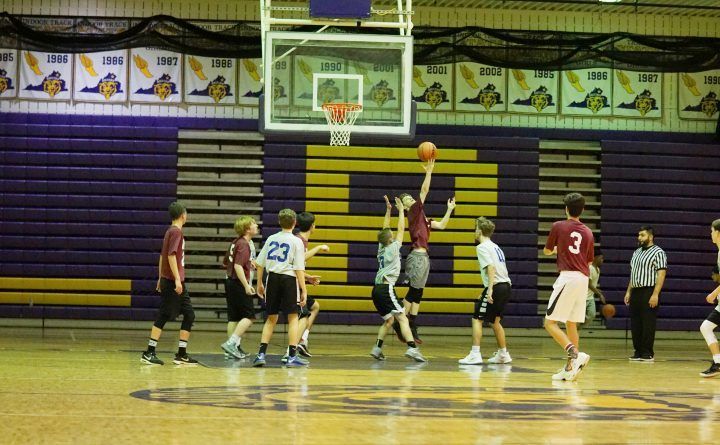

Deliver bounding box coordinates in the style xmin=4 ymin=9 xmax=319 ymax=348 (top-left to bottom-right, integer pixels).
xmin=629 ymin=286 xmax=658 ymax=357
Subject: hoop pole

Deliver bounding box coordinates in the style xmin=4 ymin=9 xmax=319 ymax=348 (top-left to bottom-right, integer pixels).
xmin=407 ymin=0 xmax=413 ymax=35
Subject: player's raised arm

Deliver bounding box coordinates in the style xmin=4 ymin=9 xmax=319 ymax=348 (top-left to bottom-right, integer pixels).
xmin=382 ymin=195 xmax=392 ymax=229
xmin=395 ymin=197 xmax=405 ymax=244
xmin=419 ymin=159 xmax=435 ymax=204
xmin=431 ymin=197 xmax=456 ymax=230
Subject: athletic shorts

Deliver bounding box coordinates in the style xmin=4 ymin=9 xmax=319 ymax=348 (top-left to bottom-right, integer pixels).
xmin=264 ymin=272 xmax=299 ymax=316
xmin=405 ymin=250 xmax=430 ymax=289
xmin=545 ymin=271 xmax=589 ymax=323
xmin=158 ymin=278 xmax=192 ymax=320
xmin=706 ymin=309 xmax=720 ymax=326
xmin=224 ymin=278 xmax=255 ymax=322
xmin=299 ymin=296 xmax=316 ymax=318
xmin=473 ymin=282 xmax=511 ymax=322
xmin=372 ymin=284 xmax=404 ymax=320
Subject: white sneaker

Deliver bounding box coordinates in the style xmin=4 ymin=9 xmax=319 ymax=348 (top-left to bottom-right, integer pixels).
xmin=458 ymin=351 xmax=483 ymax=365
xmin=221 ymin=340 xmax=245 ymax=359
xmin=567 ymin=352 xmax=590 ymax=381
xmin=404 ymin=347 xmax=427 ymax=362
xmin=487 ymin=351 xmax=512 ymax=364
xmin=552 ymin=367 xmax=572 ymax=381
xmin=370 ymin=346 xmax=385 ymax=361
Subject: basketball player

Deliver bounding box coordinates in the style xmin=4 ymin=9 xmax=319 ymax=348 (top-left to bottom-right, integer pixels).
xmin=459 ymin=217 xmax=512 ymax=365
xmin=252 ymin=209 xmax=308 ymax=367
xmin=140 ymin=202 xmax=197 ymax=365
xmin=543 ymin=193 xmax=594 ymax=381
xmin=397 ymin=158 xmax=456 ymax=343
xmin=371 ymin=196 xmax=427 ymax=362
xmin=220 ymin=216 xmax=258 ymax=359
xmin=699 ymin=219 xmax=720 ymax=378
xmin=295 ymin=212 xmax=329 ymax=357
xmin=281 ymin=212 xmax=326 ymax=363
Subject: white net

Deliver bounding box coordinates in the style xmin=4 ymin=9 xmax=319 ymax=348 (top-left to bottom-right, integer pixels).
xmin=322 ymin=103 xmax=363 ymax=146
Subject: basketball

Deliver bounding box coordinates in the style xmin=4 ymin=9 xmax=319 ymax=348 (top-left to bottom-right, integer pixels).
xmin=417 ymin=141 xmax=438 ymax=162
xmin=601 ymin=304 xmax=616 ymax=319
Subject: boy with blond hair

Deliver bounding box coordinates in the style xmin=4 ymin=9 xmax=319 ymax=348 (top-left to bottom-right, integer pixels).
xmin=220 ymin=216 xmax=259 ymax=359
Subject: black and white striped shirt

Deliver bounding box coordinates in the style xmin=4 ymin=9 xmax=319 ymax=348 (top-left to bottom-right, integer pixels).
xmin=629 ymin=244 xmax=667 ymax=288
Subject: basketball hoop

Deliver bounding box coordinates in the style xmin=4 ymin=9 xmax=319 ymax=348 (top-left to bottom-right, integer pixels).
xmin=322 ymin=103 xmax=363 ymax=146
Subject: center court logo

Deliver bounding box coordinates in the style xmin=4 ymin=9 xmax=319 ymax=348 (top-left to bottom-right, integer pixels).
xmin=129 ymin=385 xmax=717 ymax=421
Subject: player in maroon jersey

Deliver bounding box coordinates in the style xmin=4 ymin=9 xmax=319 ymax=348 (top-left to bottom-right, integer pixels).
xmin=397 ymin=159 xmax=456 ymax=343
xmin=141 ymin=202 xmax=197 ymax=366
xmin=543 ymin=192 xmax=594 ymax=381
xmin=220 ymin=216 xmax=259 ymax=360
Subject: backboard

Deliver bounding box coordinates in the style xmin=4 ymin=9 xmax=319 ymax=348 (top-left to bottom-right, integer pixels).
xmin=261 ymin=31 xmax=414 ymax=136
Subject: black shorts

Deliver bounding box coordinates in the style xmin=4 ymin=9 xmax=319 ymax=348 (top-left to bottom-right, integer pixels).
xmin=372 ymin=284 xmax=404 ymax=320
xmin=224 ymin=278 xmax=255 ymax=322
xmin=299 ymin=296 xmax=317 ymax=318
xmin=473 ymin=282 xmax=511 ymax=322
xmin=265 ymin=272 xmax=299 ymax=316
xmin=159 ymin=278 xmax=193 ymax=319
xmin=706 ymin=309 xmax=720 ymax=325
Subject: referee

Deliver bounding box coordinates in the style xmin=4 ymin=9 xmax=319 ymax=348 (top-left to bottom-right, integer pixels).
xmin=624 ymin=225 xmax=667 ymax=362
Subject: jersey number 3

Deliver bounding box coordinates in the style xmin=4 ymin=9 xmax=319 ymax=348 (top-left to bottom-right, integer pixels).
xmin=568 ymin=231 xmax=582 ymax=254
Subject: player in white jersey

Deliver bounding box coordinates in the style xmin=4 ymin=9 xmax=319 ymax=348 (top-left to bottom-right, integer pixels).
xmin=700 ymin=219 xmax=720 ymax=377
xmin=459 ymin=217 xmax=513 ymax=365
xmin=370 ymin=196 xmax=426 ymax=362
xmin=252 ymin=209 xmax=308 ymax=368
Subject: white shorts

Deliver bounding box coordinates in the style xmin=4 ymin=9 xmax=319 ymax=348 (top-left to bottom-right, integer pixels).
xmin=545 ymin=271 xmax=589 ymax=323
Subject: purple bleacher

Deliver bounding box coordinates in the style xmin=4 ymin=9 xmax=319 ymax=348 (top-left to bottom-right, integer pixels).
xmin=0 ymin=180 xmax=176 ymax=196
xmin=601 ymin=139 xmax=719 ymax=330
xmin=1 ymin=166 xmax=177 ymax=182
xmin=2 ymin=151 xmax=177 ymax=168
xmin=1 ymin=208 xmax=167 ymax=224
xmin=1 ymin=194 xmax=173 ymax=209
xmin=1 ymin=263 xmax=156 ymax=278
xmin=0 ymin=112 xmax=182 ymax=321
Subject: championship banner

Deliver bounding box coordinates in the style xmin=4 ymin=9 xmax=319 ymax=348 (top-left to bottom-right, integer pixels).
xmin=412 ymin=64 xmax=453 ymax=111
xmin=73 ymin=51 xmax=127 ymax=103
xmin=0 ymin=50 xmax=18 ymax=100
xmin=350 ymin=60 xmax=401 ymax=110
xmin=678 ymin=70 xmax=720 ymax=120
xmin=238 ymin=58 xmax=264 ymax=106
xmin=18 ymin=51 xmax=73 ymax=101
xmin=560 ymin=68 xmax=613 ymax=116
xmin=184 ymin=56 xmax=236 ymax=105
xmin=612 ymin=70 xmax=662 ymax=118
xmin=507 ymin=69 xmax=558 ymax=114
xmin=292 ymin=55 xmax=346 ymax=108
xmin=455 ymin=63 xmax=506 ymax=113
xmin=129 ymin=48 xmax=182 ymax=103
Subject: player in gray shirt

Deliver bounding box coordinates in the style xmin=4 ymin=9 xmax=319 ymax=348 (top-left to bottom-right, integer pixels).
xmin=370 ymin=196 xmax=426 ymax=362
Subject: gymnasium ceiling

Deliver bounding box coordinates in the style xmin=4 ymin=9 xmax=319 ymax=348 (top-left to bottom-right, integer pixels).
xmin=368 ymin=0 xmax=720 ymax=18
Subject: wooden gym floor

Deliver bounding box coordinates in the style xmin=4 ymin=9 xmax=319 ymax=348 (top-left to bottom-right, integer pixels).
xmin=0 ymin=325 xmax=718 ymax=444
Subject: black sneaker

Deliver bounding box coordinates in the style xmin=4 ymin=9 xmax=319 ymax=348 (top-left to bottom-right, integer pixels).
xmin=173 ymin=353 xmax=199 ymax=365
xmin=628 ymin=353 xmax=641 ymax=361
xmin=700 ymin=362 xmax=720 ymax=378
xmin=638 ymin=355 xmax=654 ymax=362
xmin=297 ymin=343 xmax=312 ymax=358
xmin=140 ymin=351 xmax=164 ymax=365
